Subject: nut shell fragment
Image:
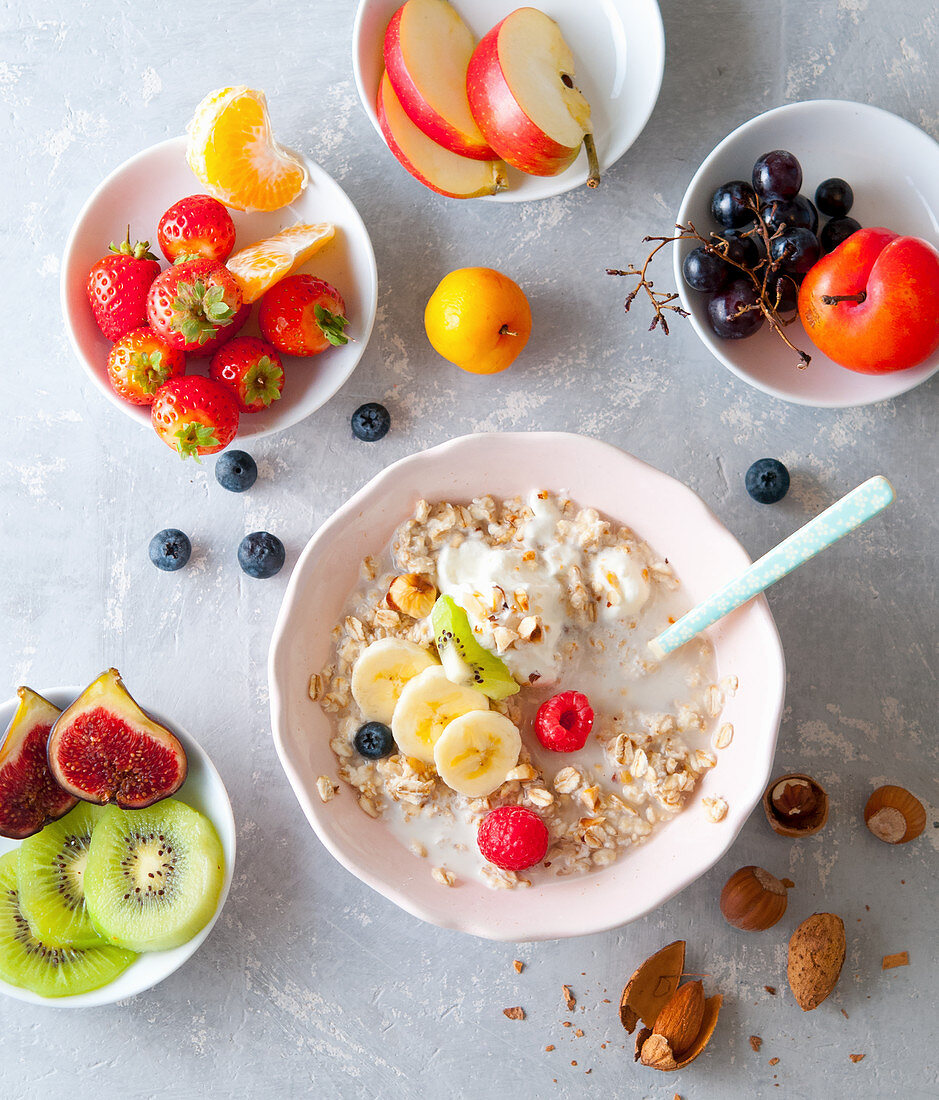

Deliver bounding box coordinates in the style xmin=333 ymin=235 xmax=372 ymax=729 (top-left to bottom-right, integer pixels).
xmin=620 ymin=939 xmax=686 ymax=1033
xmin=863 ymin=785 xmax=925 ymax=844
xmin=787 ymin=912 xmax=846 ymax=1011
xmin=763 ymin=772 xmax=828 ymax=837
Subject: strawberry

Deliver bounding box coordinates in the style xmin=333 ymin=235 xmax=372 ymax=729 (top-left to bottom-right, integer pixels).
xmin=106 ymin=328 xmax=187 ymax=406
xmin=151 ymin=376 xmax=240 ymax=460
xmin=209 ymin=336 xmax=284 ymax=413
xmin=146 ymin=258 xmax=244 ymax=353
xmin=85 ymin=229 xmax=161 ymax=342
xmin=258 ymin=274 xmax=349 ymax=357
xmin=157 ymin=194 xmax=236 ymax=264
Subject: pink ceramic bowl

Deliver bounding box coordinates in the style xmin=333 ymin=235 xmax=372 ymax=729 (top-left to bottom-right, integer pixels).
xmin=268 ymin=433 xmax=785 ymax=940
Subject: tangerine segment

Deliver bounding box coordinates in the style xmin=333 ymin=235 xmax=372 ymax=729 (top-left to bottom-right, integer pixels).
xmin=227 ymin=222 xmax=336 ymax=303
xmin=186 ymin=86 xmax=308 ymax=213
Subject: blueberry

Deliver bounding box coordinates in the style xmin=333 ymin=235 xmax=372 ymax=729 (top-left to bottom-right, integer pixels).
xmin=351 ymin=402 xmax=390 ymax=442
xmin=149 ymin=529 xmax=191 ymax=571
xmin=354 ymin=721 xmax=396 ymax=760
xmin=215 ymin=450 xmax=258 ymax=493
xmin=745 ymin=459 xmax=790 ymax=504
xmin=238 ymin=531 xmax=285 ymax=578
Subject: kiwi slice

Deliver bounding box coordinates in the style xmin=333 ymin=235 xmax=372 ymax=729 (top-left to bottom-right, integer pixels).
xmin=431 ymin=594 xmax=519 ymax=700
xmin=0 ymin=851 xmax=135 ymax=998
xmin=17 ymin=801 xmax=106 ymax=948
xmin=84 ymin=799 xmax=225 ymax=952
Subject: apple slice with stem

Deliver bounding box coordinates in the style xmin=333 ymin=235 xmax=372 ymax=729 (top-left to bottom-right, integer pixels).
xmin=377 ymin=71 xmax=508 ymax=199
xmin=384 ymin=0 xmax=496 ymax=161
xmin=466 ymin=7 xmax=600 ymax=184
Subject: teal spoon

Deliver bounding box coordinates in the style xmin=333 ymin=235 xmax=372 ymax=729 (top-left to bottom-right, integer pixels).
xmin=648 ymin=475 xmax=896 ymax=660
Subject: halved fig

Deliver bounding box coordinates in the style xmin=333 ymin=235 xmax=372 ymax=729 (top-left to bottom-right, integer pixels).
xmin=47 ymin=670 xmax=187 ymax=808
xmin=0 ymin=688 xmax=77 ymax=839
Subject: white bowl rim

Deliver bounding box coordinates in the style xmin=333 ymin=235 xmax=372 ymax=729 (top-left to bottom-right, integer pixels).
xmin=59 ymin=134 xmax=379 ymax=440
xmin=350 ymin=0 xmax=666 ymax=204
xmin=268 ymin=431 xmax=787 ymax=940
xmin=0 ymin=685 xmax=236 ymax=1007
xmin=674 ymin=98 xmax=939 ymax=408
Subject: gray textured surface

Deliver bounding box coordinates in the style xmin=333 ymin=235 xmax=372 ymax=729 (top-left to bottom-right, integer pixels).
xmin=1 ymin=0 xmax=937 ymax=1097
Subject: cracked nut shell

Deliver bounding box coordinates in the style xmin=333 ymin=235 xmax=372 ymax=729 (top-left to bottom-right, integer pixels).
xmin=864 ymin=785 xmax=925 ymax=844
xmin=763 ymin=773 xmax=829 ymax=837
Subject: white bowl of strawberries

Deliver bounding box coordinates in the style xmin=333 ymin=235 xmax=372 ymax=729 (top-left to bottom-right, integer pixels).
xmin=61 ymin=135 xmax=378 ymax=454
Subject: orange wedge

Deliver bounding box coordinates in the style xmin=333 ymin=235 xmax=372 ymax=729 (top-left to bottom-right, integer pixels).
xmin=186 ymin=86 xmax=308 ymax=212
xmin=226 ymin=223 xmax=337 ymax=303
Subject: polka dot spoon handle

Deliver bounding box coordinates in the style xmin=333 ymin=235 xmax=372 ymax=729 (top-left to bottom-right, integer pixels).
xmin=648 ymin=476 xmax=895 ymax=660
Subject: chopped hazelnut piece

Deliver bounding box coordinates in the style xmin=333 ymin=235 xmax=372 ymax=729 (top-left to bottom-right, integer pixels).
xmin=749 ymin=1036 xmax=763 ymax=1052
xmin=513 ymin=959 xmax=524 ymax=974
xmin=563 ymin=984 xmax=576 ymax=1010
xmin=503 ymin=1007 xmax=525 ymax=1020
xmin=849 ymin=1054 xmax=865 ymax=1063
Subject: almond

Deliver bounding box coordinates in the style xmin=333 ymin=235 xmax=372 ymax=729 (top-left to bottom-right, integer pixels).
xmin=787 ymin=912 xmax=846 ymax=1010
xmin=652 ymin=980 xmax=705 ymax=1058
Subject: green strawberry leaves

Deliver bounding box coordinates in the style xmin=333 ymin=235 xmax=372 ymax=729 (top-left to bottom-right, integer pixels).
xmin=171 ymin=279 xmax=235 ymax=344
xmin=173 ymin=422 xmax=220 ymax=462
xmin=129 ymin=349 xmax=170 ymax=394
xmin=109 ymin=226 xmax=157 ymax=262
xmin=242 ymin=356 xmax=284 ymax=408
xmin=314 ymin=305 xmax=350 ymax=347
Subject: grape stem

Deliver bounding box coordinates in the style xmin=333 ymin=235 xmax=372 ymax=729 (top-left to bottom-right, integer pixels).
xmin=607 ymin=199 xmax=813 ymax=368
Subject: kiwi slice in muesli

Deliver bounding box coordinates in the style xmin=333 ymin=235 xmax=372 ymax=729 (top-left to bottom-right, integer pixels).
xmin=432 ymin=595 xmax=519 ymax=700
xmin=83 ymin=799 xmax=224 ymax=952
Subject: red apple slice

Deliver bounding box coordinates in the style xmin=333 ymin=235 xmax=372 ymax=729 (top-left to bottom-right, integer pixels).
xmin=467 ymin=7 xmax=598 ymax=181
xmin=377 ymin=71 xmax=508 ymax=199
xmin=384 ymin=0 xmax=496 ymax=160
xmin=0 ymin=688 xmax=77 ymax=839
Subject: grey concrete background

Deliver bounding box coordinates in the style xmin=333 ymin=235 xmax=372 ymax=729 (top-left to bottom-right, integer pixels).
xmin=1 ymin=0 xmax=936 ymax=1097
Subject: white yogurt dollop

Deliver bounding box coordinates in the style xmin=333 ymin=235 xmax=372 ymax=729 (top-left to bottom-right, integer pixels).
xmin=435 ymin=492 xmax=651 ymax=685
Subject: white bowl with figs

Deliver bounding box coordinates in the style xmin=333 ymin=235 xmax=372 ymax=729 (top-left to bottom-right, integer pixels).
xmin=269 ymin=433 xmax=786 ymax=941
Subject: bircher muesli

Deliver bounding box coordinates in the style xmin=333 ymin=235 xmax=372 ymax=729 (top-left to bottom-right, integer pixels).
xmin=311 ymin=491 xmax=734 ymax=889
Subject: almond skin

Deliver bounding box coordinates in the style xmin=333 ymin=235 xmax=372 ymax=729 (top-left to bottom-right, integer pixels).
xmin=652 ymin=980 xmax=705 ymax=1058
xmin=788 ymin=912 xmax=846 ymax=1010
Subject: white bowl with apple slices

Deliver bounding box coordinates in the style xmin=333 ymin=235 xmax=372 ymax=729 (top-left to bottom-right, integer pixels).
xmin=352 ymin=0 xmax=665 ymax=202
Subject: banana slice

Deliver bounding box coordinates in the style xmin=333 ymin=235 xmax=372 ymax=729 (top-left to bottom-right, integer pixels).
xmin=433 ymin=711 xmax=522 ymax=798
xmin=350 ymin=638 xmax=438 ymax=724
xmin=391 ymin=666 xmax=489 ymax=764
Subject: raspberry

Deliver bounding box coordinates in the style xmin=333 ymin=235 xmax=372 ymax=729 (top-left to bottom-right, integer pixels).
xmin=534 ymin=691 xmax=594 ymax=753
xmin=477 ymin=806 xmax=549 ymax=871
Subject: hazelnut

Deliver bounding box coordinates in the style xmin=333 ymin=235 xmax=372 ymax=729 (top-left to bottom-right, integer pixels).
xmin=863 ymin=785 xmax=925 ymax=844
xmin=386 ymin=574 xmax=436 ymax=619
xmin=763 ymin=772 xmax=828 ymax=837
xmin=719 ymin=866 xmax=791 ymax=931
